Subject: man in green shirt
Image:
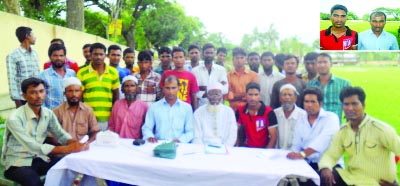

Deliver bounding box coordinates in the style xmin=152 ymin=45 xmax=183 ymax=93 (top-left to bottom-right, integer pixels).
xmin=319 ymin=86 xmax=400 ymax=186
xmin=1 ymin=77 xmax=89 ymax=186
xmin=307 ymin=53 xmax=351 ymax=120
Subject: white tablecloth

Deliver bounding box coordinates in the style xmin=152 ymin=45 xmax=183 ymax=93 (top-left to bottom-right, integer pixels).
xmin=45 ymin=139 xmax=320 ymax=186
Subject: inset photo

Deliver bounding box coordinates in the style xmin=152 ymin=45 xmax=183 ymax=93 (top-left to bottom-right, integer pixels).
xmin=320 ymin=0 xmax=400 ymax=51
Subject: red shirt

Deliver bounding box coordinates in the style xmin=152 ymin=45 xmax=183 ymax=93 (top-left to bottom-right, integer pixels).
xmin=160 ymin=70 xmax=199 ymax=104
xmin=236 ymin=102 xmax=277 ymax=148
xmin=320 ymin=26 xmax=358 ymax=50
xmin=43 ymin=57 xmax=79 ymax=73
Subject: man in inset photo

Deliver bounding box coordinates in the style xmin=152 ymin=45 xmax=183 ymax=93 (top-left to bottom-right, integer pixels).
xmin=358 ymin=11 xmax=399 ymax=50
xmin=320 ymin=4 xmax=358 ymax=50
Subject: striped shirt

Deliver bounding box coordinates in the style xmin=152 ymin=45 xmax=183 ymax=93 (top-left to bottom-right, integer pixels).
xmin=6 ymin=47 xmax=40 ymax=100
xmin=133 ymin=71 xmax=161 ymax=106
xmin=319 ymin=115 xmax=400 ymax=185
xmin=77 ymin=64 xmax=120 ymax=122
xmin=1 ymin=105 xmax=72 ymax=170
xmin=307 ymin=75 xmax=351 ymax=120
xmin=40 ymin=67 xmax=76 ymax=109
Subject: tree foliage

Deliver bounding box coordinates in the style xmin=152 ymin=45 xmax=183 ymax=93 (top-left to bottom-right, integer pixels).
xmin=320 ymin=12 xmax=330 ymax=20
xmin=20 ymin=0 xmax=66 ymax=25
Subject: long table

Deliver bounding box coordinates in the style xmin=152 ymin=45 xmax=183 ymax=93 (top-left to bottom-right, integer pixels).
xmin=45 ymin=139 xmax=320 ymax=186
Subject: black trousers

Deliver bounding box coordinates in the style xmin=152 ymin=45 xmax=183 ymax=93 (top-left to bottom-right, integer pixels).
xmin=4 ymin=157 xmax=60 ymax=186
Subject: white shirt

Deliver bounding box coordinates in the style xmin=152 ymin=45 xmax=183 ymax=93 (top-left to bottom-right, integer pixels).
xmin=258 ymin=71 xmax=284 ymax=106
xmin=291 ymin=108 xmax=340 ymax=163
xmin=274 ymin=106 xmax=306 ymax=150
xmin=193 ymin=104 xmax=237 ymax=146
xmin=192 ymin=63 xmax=229 ymax=106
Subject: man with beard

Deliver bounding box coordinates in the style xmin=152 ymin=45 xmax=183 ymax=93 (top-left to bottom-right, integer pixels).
xmin=287 ymin=87 xmax=340 ymax=173
xmin=40 ymin=44 xmax=76 ymax=109
xmin=77 ymin=43 xmax=120 ymax=131
xmin=248 ymin=52 xmax=261 ymax=73
xmin=193 ymin=82 xmax=237 ymax=146
xmin=7 ymin=26 xmax=40 ymax=108
xmin=307 ymin=53 xmax=351 ymax=120
xmin=2 ymin=77 xmax=89 ymax=186
xmin=192 ymin=43 xmax=228 ymax=106
xmin=43 ymin=38 xmax=79 ymax=73
xmin=142 ymin=75 xmax=193 ymax=143
xmin=79 ymin=44 xmax=92 ymax=69
xmin=155 ymin=46 xmax=172 ymax=76
xmin=320 ymin=4 xmax=358 ymax=50
xmin=258 ymin=51 xmax=284 ymax=106
xmin=109 ymin=75 xmax=148 ymax=139
xmin=237 ymin=82 xmax=277 ymax=148
xmin=53 ymin=77 xmax=99 ymax=142
xmin=358 ymin=12 xmax=399 ymax=50
xmin=270 ymin=54 xmax=306 ymax=109
xmin=274 ymin=84 xmax=306 ymax=150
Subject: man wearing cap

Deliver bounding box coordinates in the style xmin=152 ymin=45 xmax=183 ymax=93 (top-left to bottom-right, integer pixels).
xmin=287 ymin=87 xmax=340 ymax=172
xmin=274 ymin=84 xmax=306 ymax=150
xmin=40 ymin=44 xmax=76 ymax=110
xmin=53 ymin=77 xmax=99 ymax=142
xmin=108 ymin=75 xmax=149 ymax=139
xmin=193 ymin=82 xmax=237 ymax=146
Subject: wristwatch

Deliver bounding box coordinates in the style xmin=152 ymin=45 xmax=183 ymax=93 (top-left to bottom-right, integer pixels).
xmin=300 ymin=151 xmax=306 ymax=158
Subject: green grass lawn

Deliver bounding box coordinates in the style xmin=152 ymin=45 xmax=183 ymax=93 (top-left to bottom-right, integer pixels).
xmin=331 ymin=64 xmax=400 ymax=179
xmin=320 ymin=20 xmax=400 ymax=45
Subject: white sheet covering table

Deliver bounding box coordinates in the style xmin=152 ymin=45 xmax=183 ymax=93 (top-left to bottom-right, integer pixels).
xmin=45 ymin=139 xmax=320 ymax=186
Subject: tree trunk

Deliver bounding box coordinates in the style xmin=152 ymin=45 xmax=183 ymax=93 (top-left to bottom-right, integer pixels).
xmin=3 ymin=0 xmax=20 ymax=15
xmin=67 ymin=0 xmax=84 ymax=31
xmin=123 ymin=29 xmax=136 ymax=49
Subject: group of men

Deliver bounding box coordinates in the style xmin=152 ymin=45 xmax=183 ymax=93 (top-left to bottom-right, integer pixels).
xmin=320 ymin=4 xmax=399 ymax=50
xmin=3 ymin=26 xmax=399 ymax=186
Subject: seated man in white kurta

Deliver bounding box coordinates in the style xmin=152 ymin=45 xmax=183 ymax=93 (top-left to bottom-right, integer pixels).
xmin=193 ymin=82 xmax=237 ymax=146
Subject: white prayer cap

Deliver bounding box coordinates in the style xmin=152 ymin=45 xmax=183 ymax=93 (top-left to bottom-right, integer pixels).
xmin=207 ymin=82 xmax=223 ymax=92
xmin=63 ymin=77 xmax=82 ymax=89
xmin=122 ymin=75 xmax=138 ymax=85
xmin=280 ymin=84 xmax=299 ymax=95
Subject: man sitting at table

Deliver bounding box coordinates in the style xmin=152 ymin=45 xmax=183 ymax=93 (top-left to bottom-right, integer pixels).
xmin=1 ymin=77 xmax=89 ymax=186
xmin=142 ymin=75 xmax=194 ymax=143
xmin=274 ymin=84 xmax=306 ymax=150
xmin=236 ymin=82 xmax=278 ymax=148
xmin=53 ymin=77 xmax=100 ymax=142
xmin=193 ymin=82 xmax=237 ymax=146
xmin=109 ymin=75 xmax=149 ymax=139
xmin=319 ymin=87 xmax=400 ymax=186
xmin=286 ymin=87 xmax=340 ymax=173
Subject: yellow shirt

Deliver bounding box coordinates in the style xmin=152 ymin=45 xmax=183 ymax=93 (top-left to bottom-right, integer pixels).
xmin=319 ymin=115 xmax=400 ymax=185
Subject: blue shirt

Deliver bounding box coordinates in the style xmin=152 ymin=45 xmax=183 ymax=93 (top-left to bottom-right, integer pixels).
xmin=142 ymin=98 xmax=194 ymax=143
xmin=116 ymin=66 xmax=130 ymax=83
xmin=291 ymin=109 xmax=340 ymax=163
xmin=40 ymin=67 xmax=76 ymax=109
xmin=358 ymin=29 xmax=399 ymax=50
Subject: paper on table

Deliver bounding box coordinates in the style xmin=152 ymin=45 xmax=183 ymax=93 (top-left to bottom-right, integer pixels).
xmin=257 ymin=151 xmax=283 ymax=160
